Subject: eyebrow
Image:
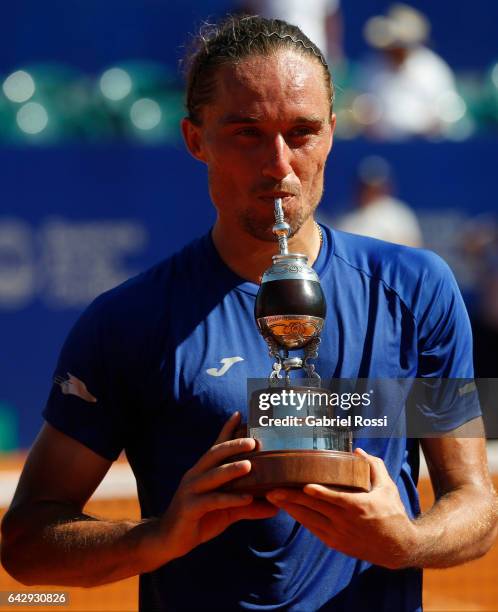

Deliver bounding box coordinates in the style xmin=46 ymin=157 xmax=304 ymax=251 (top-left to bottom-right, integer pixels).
xmin=294 ymin=116 xmax=325 ymax=125
xmin=218 ymin=114 xmax=325 ymax=126
xmin=218 ymin=114 xmax=261 ymax=125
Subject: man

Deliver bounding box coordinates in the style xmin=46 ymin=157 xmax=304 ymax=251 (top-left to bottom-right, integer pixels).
xmin=360 ymin=3 xmax=458 ymax=139
xmin=336 ymin=155 xmax=423 ymax=247
xmin=2 ymin=15 xmax=497 ymax=612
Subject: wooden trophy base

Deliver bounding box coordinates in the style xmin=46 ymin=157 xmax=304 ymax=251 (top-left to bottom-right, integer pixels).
xmin=225 ymin=449 xmax=371 ymax=496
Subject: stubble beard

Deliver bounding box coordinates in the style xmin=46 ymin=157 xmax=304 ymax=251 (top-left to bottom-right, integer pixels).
xmin=239 ymin=200 xmax=317 ymax=242
xmin=209 ymin=169 xmax=324 ymax=242
xmin=242 ymin=181 xmax=324 ymax=242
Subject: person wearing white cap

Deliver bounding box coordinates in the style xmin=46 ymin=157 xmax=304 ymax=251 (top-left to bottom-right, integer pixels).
xmin=359 ymin=3 xmax=458 ymax=139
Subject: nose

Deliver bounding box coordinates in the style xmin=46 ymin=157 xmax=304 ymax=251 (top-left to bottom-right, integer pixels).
xmin=261 ymin=134 xmax=293 ymax=181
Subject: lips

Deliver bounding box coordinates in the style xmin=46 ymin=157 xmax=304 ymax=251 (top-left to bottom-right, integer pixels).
xmin=259 ymin=192 xmax=296 ymax=198
xmin=258 ymin=193 xmax=296 ymax=204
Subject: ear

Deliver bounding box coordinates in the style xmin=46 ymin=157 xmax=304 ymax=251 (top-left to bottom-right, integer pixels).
xmin=181 ymin=117 xmax=207 ymax=163
xmin=327 ymin=113 xmax=336 ymax=154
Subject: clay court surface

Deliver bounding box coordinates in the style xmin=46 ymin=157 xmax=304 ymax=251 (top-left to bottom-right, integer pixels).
xmin=1 ymin=450 xmax=497 ymax=612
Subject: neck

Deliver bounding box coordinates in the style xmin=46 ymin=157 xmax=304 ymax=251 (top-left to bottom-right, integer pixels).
xmin=212 ymin=217 xmax=321 ymax=284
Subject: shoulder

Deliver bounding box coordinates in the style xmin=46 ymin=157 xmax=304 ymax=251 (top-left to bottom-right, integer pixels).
xmin=85 ymin=233 xmax=209 ymax=323
xmin=329 ymin=228 xmax=457 ymax=321
xmin=65 ymin=233 xmax=211 ymax=360
xmin=331 ymin=227 xmax=451 ymax=283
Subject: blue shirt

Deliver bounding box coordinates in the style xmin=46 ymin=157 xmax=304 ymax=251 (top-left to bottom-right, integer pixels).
xmin=43 ymin=225 xmax=479 ymax=611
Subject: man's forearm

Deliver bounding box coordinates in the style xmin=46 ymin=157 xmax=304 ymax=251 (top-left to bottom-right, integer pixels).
xmin=408 ymin=483 xmax=498 ymax=569
xmin=2 ymin=422 xmax=278 ymax=588
xmin=1 ymin=502 xmax=169 ymax=587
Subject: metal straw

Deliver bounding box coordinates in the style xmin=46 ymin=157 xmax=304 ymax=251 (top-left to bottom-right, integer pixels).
xmin=272 ymin=198 xmax=290 ymax=255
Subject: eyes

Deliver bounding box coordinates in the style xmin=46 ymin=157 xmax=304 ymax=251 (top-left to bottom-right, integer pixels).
xmin=288 ymin=126 xmax=317 ymax=138
xmin=234 ymin=125 xmax=319 ymax=142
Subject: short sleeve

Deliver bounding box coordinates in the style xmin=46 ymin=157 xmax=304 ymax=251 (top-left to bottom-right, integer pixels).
xmin=43 ymin=295 xmax=129 ymax=461
xmin=414 ymin=253 xmax=481 ymax=431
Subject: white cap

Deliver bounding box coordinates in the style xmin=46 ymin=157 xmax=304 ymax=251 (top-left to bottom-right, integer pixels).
xmin=364 ymin=3 xmax=430 ymax=49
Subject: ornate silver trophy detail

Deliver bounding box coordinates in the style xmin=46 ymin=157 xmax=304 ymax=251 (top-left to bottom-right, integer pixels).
xmin=224 ymin=200 xmax=370 ymax=494
xmin=255 ymin=199 xmax=326 ymax=382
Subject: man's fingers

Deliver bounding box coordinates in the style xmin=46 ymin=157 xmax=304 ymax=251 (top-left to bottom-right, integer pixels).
xmin=269 ymin=499 xmax=331 ymax=534
xmin=227 ymin=500 xmax=280 ymax=522
xmin=303 ymin=484 xmax=369 ymax=508
xmin=191 ymin=459 xmax=252 ymax=494
xmin=354 ymin=447 xmax=389 ymax=488
xmin=267 ymin=488 xmax=341 ymax=518
xmin=214 ymin=411 xmax=242 ymax=445
xmin=190 ymin=436 xmax=256 ymax=475
xmin=189 ymin=491 xmax=254 ymax=516
xmin=189 ymin=492 xmax=279 ymax=519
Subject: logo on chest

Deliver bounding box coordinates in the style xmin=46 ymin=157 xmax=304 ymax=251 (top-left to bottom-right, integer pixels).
xmin=206 ymin=356 xmax=244 ymax=377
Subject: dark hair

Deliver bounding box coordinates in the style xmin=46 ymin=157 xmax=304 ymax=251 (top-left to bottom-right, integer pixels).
xmin=183 ymin=14 xmax=334 ymax=125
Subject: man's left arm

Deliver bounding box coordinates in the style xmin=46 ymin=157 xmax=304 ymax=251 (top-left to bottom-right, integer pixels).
xmin=266 ymin=419 xmax=498 ymax=569
xmin=412 ymin=424 xmax=498 ymax=567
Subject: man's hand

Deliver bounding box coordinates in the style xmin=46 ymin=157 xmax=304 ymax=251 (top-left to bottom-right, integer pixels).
xmin=266 ymin=448 xmax=417 ymax=569
xmin=1 ymin=415 xmax=277 ymax=586
xmin=154 ymin=412 xmax=278 ymax=563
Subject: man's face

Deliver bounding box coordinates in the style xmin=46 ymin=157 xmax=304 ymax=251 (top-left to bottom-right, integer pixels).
xmin=183 ymin=49 xmax=335 ymax=241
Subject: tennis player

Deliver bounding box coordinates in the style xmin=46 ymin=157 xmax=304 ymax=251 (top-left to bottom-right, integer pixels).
xmin=2 ymin=15 xmax=497 ymax=612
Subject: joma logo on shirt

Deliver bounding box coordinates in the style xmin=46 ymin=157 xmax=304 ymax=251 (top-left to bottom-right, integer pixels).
xmin=206 ymin=356 xmax=244 ymax=377
xmin=54 ymin=372 xmax=97 ymax=403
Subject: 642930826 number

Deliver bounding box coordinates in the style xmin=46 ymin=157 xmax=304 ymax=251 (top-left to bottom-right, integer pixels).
xmin=0 ymin=591 xmax=69 ymax=606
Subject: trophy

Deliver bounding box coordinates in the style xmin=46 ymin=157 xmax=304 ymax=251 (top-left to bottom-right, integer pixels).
xmin=227 ymin=199 xmax=371 ymax=495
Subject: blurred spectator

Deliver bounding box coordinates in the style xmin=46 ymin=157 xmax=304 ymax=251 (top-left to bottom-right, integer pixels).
xmin=477 ymin=61 xmax=498 ymax=130
xmin=238 ymin=0 xmax=344 ymax=65
xmin=336 ymin=156 xmax=423 ymax=247
xmin=356 ymin=3 xmax=459 ymax=139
